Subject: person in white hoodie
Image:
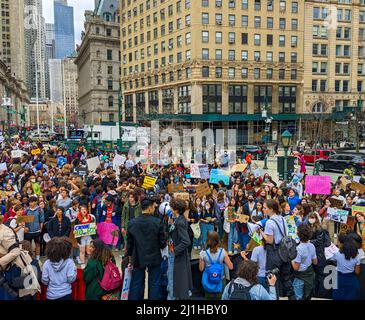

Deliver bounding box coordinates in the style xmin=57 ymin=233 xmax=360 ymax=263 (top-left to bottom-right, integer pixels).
xmin=41 ymin=237 xmax=77 ymax=300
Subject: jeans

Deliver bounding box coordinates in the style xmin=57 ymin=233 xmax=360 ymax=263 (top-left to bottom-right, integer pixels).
xmin=228 ymin=223 xmax=238 ymax=253
xmin=201 ymin=223 xmax=214 ymax=249
xmin=193 ymin=236 xmax=201 ymax=248
xmin=167 ymin=251 xmax=175 ymax=300
xmin=129 ymin=265 xmax=162 ymax=300
xmin=237 ymin=231 xmax=250 ymax=252
xmin=216 ymin=218 xmax=224 ymax=239
xmin=293 ymin=278 xmax=305 ymax=300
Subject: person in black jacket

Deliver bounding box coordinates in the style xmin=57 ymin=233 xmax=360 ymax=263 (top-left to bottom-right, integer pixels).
xmin=127 ymin=198 xmax=167 ymax=300
xmin=47 ymin=207 xmax=71 ymax=239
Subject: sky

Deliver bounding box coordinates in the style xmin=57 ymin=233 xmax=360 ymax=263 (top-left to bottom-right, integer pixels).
xmin=42 ymin=0 xmax=94 ymax=45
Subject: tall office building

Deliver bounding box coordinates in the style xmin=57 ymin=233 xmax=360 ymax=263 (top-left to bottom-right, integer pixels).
xmin=54 ymin=0 xmax=75 ymax=59
xmin=24 ymin=0 xmax=47 ymax=100
xmin=120 ymin=0 xmax=304 ymax=144
xmin=45 ymin=23 xmax=56 ymax=99
xmin=62 ymin=57 xmax=79 ymax=127
xmin=49 ymin=59 xmax=63 ymax=103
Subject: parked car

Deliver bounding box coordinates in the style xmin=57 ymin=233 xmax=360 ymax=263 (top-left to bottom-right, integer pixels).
xmin=315 ymin=153 xmax=365 ymax=174
xmin=294 ymin=149 xmax=336 ymax=164
xmin=238 ymin=145 xmax=269 ymax=160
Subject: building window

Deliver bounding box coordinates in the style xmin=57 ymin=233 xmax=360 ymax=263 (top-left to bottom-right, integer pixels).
xmin=203 ymin=84 xmax=222 ymax=113
xmin=215 ymin=49 xmax=222 ymax=60
xmin=136 ymin=92 xmax=146 ymax=118
xmin=108 ymin=79 xmax=113 ymax=90
xmin=279 ymin=86 xmax=296 ymax=113
xmin=202 ymin=13 xmax=209 ymax=25
xmin=254 ymin=86 xmax=272 ymax=113
xmin=202 ymin=48 xmax=209 ymax=59
xmin=107 ymin=49 xmax=113 ymax=60
xmin=228 ymin=67 xmax=235 ymax=78
xmin=216 ymin=32 xmax=222 ymax=43
xmin=216 ymin=67 xmax=222 ymax=78
xmin=178 ymin=85 xmax=191 ymax=114
xmin=148 ymin=90 xmax=159 ymax=114
xmin=254 ymin=68 xmax=260 ymax=79
xmin=202 ymin=66 xmax=210 ymax=77
xmin=162 ymin=88 xmax=174 ymax=114
xmin=125 ymin=94 xmax=133 ymax=121
xmin=202 ymin=31 xmax=209 ymax=43
xmin=108 ymin=96 xmax=114 ymax=107
xmin=241 ymin=68 xmax=248 ymax=78
xmin=312 ymin=102 xmax=325 ymax=113
xmin=229 ymin=85 xmax=247 ymax=113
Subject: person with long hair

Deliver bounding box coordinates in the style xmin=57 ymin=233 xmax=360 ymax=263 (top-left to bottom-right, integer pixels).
xmin=354 ymin=212 xmax=365 ymax=250
xmin=199 ymin=231 xmax=233 ymax=299
xmin=224 ymin=197 xmax=239 ymax=255
xmin=83 ymin=239 xmax=113 ymax=300
xmin=199 ymin=199 xmax=216 ymax=250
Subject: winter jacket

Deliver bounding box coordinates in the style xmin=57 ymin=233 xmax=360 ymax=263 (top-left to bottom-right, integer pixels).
xmin=83 ymin=259 xmax=106 ymax=300
xmin=121 ymin=201 xmax=142 ymax=230
xmin=41 ymin=258 xmax=77 ymax=300
xmin=47 ymin=215 xmax=71 ymax=239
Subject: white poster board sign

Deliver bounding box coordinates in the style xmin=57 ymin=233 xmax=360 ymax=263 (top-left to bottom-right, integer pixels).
xmin=86 ymin=157 xmax=100 ymax=172
xmin=122 ymin=126 xmax=137 ymax=142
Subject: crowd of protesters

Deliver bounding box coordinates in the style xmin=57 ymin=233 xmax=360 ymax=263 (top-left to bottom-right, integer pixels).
xmin=0 ymin=136 xmax=364 ymax=301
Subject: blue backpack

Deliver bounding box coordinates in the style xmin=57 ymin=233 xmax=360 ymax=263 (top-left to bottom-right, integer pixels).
xmin=202 ymin=249 xmax=224 ymax=293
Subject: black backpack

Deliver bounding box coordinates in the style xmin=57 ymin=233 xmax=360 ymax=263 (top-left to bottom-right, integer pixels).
xmin=272 ymin=218 xmax=297 ymax=263
xmin=227 ymin=281 xmax=254 ymax=300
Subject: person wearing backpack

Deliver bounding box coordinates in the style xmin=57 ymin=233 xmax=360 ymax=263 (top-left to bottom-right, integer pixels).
xmin=291 ymin=224 xmax=318 ymax=300
xmin=221 ymin=260 xmax=277 ymax=300
xmin=199 ymin=231 xmax=233 ymax=299
xmin=259 ymin=199 xmax=296 ymax=300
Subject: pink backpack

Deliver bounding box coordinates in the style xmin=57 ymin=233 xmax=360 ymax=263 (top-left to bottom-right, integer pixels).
xmin=98 ymin=260 xmax=123 ymax=292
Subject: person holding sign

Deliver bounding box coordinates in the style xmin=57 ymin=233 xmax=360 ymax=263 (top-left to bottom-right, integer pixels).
xmin=7 ymin=205 xmax=28 ymax=242
xmin=74 ymin=206 xmax=96 ymax=267
xmin=200 ymin=200 xmax=217 ymax=250
xmin=47 ymin=207 xmax=71 ymax=240
xmin=224 ymin=198 xmax=239 ymax=255
xmin=354 ymin=212 xmax=365 ymax=251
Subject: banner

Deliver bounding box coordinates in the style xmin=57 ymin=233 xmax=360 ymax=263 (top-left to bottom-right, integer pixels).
xmin=142 ymin=175 xmax=157 ymax=189
xmin=167 ymin=183 xmax=184 ymax=193
xmin=195 ymin=182 xmax=211 ymax=199
xmin=305 ymin=175 xmax=331 ymax=195
xmin=326 ymin=207 xmax=349 ymax=224
xmin=209 ymin=169 xmax=230 ymax=185
xmin=231 ymin=164 xmax=248 ymax=173
xmin=173 ymin=192 xmax=190 ymax=201
xmin=87 ymin=157 xmax=101 ymax=172
xmin=97 ymin=222 xmax=119 ymax=246
xmin=74 ymin=223 xmax=97 ymax=238
xmin=31 ymin=148 xmax=41 ymax=156
xmin=350 ymin=182 xmax=365 ymax=194
xmin=121 ymin=268 xmax=132 ymax=300
xmin=352 ymin=205 xmax=365 ymax=217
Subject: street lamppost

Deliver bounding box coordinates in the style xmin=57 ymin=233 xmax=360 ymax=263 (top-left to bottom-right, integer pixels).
xmin=281 ymin=130 xmax=292 ymax=182
xmin=90 ymin=124 xmax=94 ymax=149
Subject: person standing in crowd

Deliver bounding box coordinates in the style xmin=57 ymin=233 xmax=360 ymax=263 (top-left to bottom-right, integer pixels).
xmin=200 ymin=199 xmax=216 ymax=249
xmin=126 ymin=198 xmax=167 ymax=300
xmin=169 ymin=198 xmax=193 ymax=300
xmin=41 ymin=237 xmax=77 ymax=300
xmin=287 ymin=189 xmax=301 ymax=211
xmin=121 ymin=192 xmax=141 ymax=245
xmin=47 ymin=207 xmax=71 ymax=239
xmin=259 ymin=199 xmax=295 ymax=300
xmin=224 ymin=198 xmax=239 ymax=255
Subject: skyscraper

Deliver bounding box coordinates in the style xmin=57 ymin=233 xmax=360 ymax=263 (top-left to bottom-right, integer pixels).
xmin=45 ymin=23 xmax=55 ymax=99
xmin=54 ymin=0 xmax=75 ymax=59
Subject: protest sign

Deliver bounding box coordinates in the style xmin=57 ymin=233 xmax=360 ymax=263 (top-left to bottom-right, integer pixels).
xmin=253 ymin=168 xmax=261 ymax=178
xmin=74 ymin=223 xmax=97 ymax=238
xmin=195 ymin=182 xmax=211 ymax=198
xmin=142 ymin=176 xmax=157 ymax=189
xmin=31 ymin=148 xmax=41 ymax=156
xmin=305 ymin=175 xmax=331 ymax=195
xmin=231 ymin=164 xmax=248 ymax=173
xmin=190 ymin=164 xmax=201 ymax=178
xmin=121 ymin=268 xmax=132 ymax=300
xmin=209 ymin=169 xmax=230 ymax=185
xmin=87 ymin=157 xmax=101 ymax=172
xmin=327 ymin=207 xmax=349 ymax=224
xmin=284 ymin=215 xmax=300 ymax=243
xmin=325 ymin=243 xmax=340 ymax=260
xmin=173 ymin=192 xmax=190 ymax=201
xmin=340 ymin=176 xmax=351 ymax=190
xmin=113 ymin=154 xmax=126 ymax=173
xmin=46 ymin=157 xmax=57 ymax=168
xmin=236 ymin=214 xmax=250 ymax=224
xmin=0 ymin=163 xmax=7 ymax=172
xmin=350 ymin=181 xmax=365 ymax=194
xmin=17 ymin=216 xmax=35 ymax=224
xmin=352 ymin=205 xmax=365 ymax=217
xmin=11 ymin=150 xmax=27 ymax=159
xmin=97 ymin=222 xmax=119 ymax=246
xmin=0 ymin=191 xmax=6 ymax=199
xmin=73 ymin=167 xmax=88 ymax=177
xmin=167 ymin=183 xmax=184 ymax=193
xmin=227 ymin=207 xmax=237 ymax=222
xmin=329 ymin=198 xmax=344 ymax=209
xmin=190 ymin=164 xmax=210 ymax=179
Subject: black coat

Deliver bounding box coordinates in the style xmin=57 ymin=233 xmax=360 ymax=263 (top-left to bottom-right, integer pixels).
xmin=126 ymin=214 xmax=167 ymax=268
xmin=170 ymin=215 xmax=193 ymax=299
xmin=310 ymin=228 xmax=331 ymax=266
xmin=47 ymin=216 xmax=71 ymax=239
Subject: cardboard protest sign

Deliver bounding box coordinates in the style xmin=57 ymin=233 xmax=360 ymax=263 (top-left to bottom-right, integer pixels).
xmin=352 ymin=205 xmax=365 ymax=217
xmin=142 ymin=175 xmax=157 ymax=189
xmin=195 ymin=182 xmax=211 ymax=198
xmin=329 ymin=198 xmax=344 ymax=209
xmin=46 ymin=157 xmax=58 ymax=168
xmin=209 ymin=169 xmax=230 ymax=185
xmin=97 ymin=222 xmax=119 ymax=246
xmin=231 ymin=164 xmax=248 ymax=173
xmin=0 ymin=163 xmax=7 ymax=172
xmin=121 ymin=268 xmax=132 ymax=300
xmin=305 ymin=175 xmax=331 ymax=195
xmin=236 ymin=214 xmax=250 ymax=224
xmin=74 ymin=223 xmax=97 ymax=238
xmin=350 ymin=182 xmax=365 ymax=194
xmin=17 ymin=215 xmax=35 ymax=224
xmin=340 ymin=176 xmax=351 ymax=190
xmin=167 ymin=183 xmax=184 ymax=193
xmin=86 ymin=157 xmax=101 ymax=172
xmin=31 ymin=148 xmax=41 ymax=156
xmin=173 ymin=192 xmax=190 ymax=201
xmin=327 ymin=207 xmax=349 ymax=224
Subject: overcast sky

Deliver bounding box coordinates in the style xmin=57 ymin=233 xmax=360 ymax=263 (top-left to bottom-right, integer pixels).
xmin=42 ymin=0 xmax=94 ymax=45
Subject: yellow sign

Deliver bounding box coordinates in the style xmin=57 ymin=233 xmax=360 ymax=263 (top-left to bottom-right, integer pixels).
xmin=142 ymin=176 xmax=157 ymax=189
xmin=31 ymin=148 xmax=41 ymax=156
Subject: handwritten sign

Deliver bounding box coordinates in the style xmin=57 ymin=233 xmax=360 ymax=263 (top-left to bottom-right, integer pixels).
xmin=11 ymin=150 xmax=27 ymax=159
xmin=350 ymin=182 xmax=365 ymax=194
xmin=121 ymin=268 xmax=132 ymax=300
xmin=209 ymin=169 xmax=230 ymax=185
xmin=31 ymin=148 xmax=41 ymax=156
xmin=167 ymin=183 xmax=184 ymax=193
xmin=173 ymin=192 xmax=190 ymax=201
xmin=340 ymin=176 xmax=351 ymax=190
xmin=17 ymin=216 xmax=35 ymax=224
xmin=327 ymin=208 xmax=349 ymax=224
xmin=190 ymin=164 xmax=210 ymax=179
xmin=325 ymin=243 xmax=339 ymax=260
xmin=236 ymin=214 xmax=250 ymax=224
xmin=227 ymin=207 xmax=237 ymax=223
xmin=352 ymin=205 xmax=365 ymax=217
xmin=329 ymin=198 xmax=344 ymax=209
xmin=231 ymin=164 xmax=248 ymax=173
xmin=305 ymin=175 xmax=331 ymax=195
xmin=86 ymin=157 xmax=101 ymax=172
xmin=73 ymin=167 xmax=88 ymax=177
xmin=142 ymin=175 xmax=157 ymax=189
xmin=195 ymin=182 xmax=211 ymax=198
xmin=74 ymin=223 xmax=97 ymax=238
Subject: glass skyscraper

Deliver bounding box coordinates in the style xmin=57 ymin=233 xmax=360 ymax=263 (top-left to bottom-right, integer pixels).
xmin=54 ymin=0 xmax=75 ymax=59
